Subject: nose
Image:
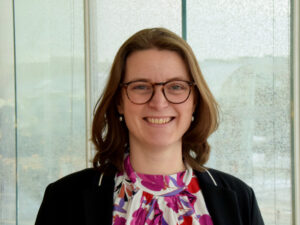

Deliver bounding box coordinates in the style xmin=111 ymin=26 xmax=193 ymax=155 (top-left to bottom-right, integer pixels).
xmin=148 ymin=85 xmax=169 ymax=109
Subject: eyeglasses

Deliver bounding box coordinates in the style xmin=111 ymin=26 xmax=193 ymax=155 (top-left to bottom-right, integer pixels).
xmin=120 ymin=80 xmax=195 ymax=104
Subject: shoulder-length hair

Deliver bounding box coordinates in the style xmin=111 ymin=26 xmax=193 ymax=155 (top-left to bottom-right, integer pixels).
xmin=92 ymin=27 xmax=219 ymax=174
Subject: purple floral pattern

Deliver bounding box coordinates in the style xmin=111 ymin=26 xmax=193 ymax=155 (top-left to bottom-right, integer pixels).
xmin=112 ymin=155 xmax=214 ymax=225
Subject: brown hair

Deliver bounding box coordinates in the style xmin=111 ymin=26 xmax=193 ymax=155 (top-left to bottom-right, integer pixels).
xmin=91 ymin=27 xmax=219 ymax=174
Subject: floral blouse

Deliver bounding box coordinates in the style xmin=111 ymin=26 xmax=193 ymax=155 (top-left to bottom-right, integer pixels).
xmin=112 ymin=155 xmax=214 ymax=225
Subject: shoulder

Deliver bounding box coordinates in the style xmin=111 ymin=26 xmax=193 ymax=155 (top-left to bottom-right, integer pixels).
xmin=36 ymin=168 xmax=116 ymax=224
xmin=35 ymin=168 xmax=100 ymax=224
xmin=194 ymin=168 xmax=265 ymax=224
xmin=208 ymin=168 xmax=251 ymax=190
xmin=195 ymin=168 xmax=255 ymax=198
xmin=46 ymin=168 xmax=101 ymax=193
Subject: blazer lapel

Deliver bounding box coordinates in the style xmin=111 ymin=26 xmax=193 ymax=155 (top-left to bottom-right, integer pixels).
xmin=195 ymin=171 xmax=243 ymax=225
xmin=83 ymin=172 xmax=115 ymax=225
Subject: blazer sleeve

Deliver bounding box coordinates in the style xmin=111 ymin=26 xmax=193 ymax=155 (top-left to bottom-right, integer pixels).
xmin=35 ymin=183 xmax=67 ymax=225
xmin=249 ymin=187 xmax=264 ymax=225
xmin=35 ymin=168 xmax=103 ymax=225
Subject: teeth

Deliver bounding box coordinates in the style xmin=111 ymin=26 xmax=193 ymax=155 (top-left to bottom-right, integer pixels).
xmin=147 ymin=117 xmax=172 ymax=124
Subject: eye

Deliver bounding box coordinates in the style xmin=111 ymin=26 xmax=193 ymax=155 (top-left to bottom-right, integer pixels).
xmin=129 ymin=82 xmax=151 ymax=91
xmin=132 ymin=85 xmax=149 ymax=90
xmin=167 ymin=82 xmax=187 ymax=91
xmin=171 ymin=85 xmax=184 ymax=90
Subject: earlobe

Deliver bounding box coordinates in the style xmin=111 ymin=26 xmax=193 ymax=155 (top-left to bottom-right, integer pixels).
xmin=117 ymin=101 xmax=124 ymax=122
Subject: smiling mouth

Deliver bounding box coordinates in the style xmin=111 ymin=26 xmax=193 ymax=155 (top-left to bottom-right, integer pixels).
xmin=144 ymin=117 xmax=174 ymax=124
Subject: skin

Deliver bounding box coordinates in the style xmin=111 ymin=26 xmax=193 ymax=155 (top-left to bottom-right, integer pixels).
xmin=118 ymin=49 xmax=195 ymax=175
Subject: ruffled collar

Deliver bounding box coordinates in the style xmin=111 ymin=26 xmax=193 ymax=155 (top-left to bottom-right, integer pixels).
xmin=121 ymin=155 xmax=193 ymax=196
xmin=112 ymin=155 xmax=214 ymax=225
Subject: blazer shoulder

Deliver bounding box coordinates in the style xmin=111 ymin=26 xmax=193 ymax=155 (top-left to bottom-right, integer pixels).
xmin=49 ymin=168 xmax=101 ymax=192
xmin=195 ymin=168 xmax=253 ymax=194
xmin=209 ymin=168 xmax=251 ymax=189
xmin=195 ymin=168 xmax=265 ymax=225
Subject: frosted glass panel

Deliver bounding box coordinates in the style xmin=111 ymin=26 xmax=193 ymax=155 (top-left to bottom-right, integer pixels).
xmin=12 ymin=1 xmax=86 ymax=224
xmin=187 ymin=0 xmax=291 ymax=224
xmin=0 ymin=1 xmax=16 ymax=224
xmin=89 ymin=0 xmax=182 ymax=118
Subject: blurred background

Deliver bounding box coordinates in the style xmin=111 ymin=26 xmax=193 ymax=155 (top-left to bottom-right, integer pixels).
xmin=0 ymin=0 xmax=297 ymax=224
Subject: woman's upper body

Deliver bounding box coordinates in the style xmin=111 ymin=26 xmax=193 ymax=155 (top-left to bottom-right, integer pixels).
xmin=35 ymin=165 xmax=264 ymax=225
xmin=35 ymin=28 xmax=265 ymax=225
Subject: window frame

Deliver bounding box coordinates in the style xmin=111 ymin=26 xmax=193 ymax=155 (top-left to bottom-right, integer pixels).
xmin=84 ymin=0 xmax=92 ymax=167
xmin=292 ymin=0 xmax=300 ymax=224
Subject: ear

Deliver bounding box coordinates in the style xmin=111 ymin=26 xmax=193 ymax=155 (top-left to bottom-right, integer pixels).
xmin=192 ymin=88 xmax=198 ymax=114
xmin=117 ymin=99 xmax=124 ymax=114
xmin=192 ymin=98 xmax=197 ymax=114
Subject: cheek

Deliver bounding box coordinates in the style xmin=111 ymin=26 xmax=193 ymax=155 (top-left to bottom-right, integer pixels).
xmin=123 ymin=100 xmax=134 ymax=115
xmin=122 ymin=101 xmax=141 ymax=125
xmin=177 ymin=104 xmax=194 ymax=126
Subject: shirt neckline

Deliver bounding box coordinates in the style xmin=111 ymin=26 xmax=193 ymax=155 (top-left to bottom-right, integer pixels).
xmin=123 ymin=155 xmax=193 ymax=196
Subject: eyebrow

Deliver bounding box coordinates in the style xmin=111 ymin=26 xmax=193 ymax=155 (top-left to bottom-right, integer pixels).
xmin=125 ymin=76 xmax=190 ymax=83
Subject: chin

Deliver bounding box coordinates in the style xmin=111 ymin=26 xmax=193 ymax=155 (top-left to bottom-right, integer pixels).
xmin=145 ymin=138 xmax=180 ymax=148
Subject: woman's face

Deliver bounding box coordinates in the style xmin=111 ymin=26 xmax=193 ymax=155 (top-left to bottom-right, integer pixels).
xmin=118 ymin=49 xmax=195 ymax=149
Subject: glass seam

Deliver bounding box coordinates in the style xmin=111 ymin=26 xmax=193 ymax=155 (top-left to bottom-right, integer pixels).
xmin=291 ymin=0 xmax=300 ymax=224
xmin=84 ymin=0 xmax=91 ymax=168
xmin=12 ymin=0 xmax=18 ymax=224
xmin=181 ymin=0 xmax=187 ymax=40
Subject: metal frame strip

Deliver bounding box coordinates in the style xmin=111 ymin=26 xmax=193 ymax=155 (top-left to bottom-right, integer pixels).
xmin=182 ymin=0 xmax=187 ymax=40
xmin=84 ymin=0 xmax=91 ymax=167
xmin=292 ymin=0 xmax=300 ymax=223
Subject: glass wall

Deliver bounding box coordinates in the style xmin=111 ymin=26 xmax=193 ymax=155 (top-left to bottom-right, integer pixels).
xmin=0 ymin=1 xmax=86 ymax=224
xmin=187 ymin=1 xmax=291 ymax=224
xmin=0 ymin=0 xmax=293 ymax=224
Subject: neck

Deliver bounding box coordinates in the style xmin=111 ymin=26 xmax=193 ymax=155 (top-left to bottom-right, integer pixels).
xmin=129 ymin=141 xmax=186 ymax=175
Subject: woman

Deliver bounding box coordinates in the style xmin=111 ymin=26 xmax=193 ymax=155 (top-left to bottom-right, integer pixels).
xmin=35 ymin=28 xmax=265 ymax=225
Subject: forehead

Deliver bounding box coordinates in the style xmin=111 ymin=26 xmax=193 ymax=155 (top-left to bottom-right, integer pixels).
xmin=124 ymin=49 xmax=190 ymax=82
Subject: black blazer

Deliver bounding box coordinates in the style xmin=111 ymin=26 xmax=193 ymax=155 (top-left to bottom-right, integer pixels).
xmin=35 ymin=168 xmax=265 ymax=225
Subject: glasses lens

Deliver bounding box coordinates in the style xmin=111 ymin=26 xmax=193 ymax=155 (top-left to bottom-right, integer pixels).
xmin=127 ymin=81 xmax=153 ymax=104
xmin=164 ymin=81 xmax=190 ymax=103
